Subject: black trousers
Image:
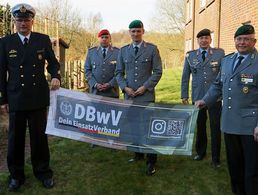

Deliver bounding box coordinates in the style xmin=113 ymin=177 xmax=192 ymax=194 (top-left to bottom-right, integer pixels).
xmin=7 ymin=108 xmax=53 ymax=181
xmin=195 ymin=101 xmax=221 ymax=162
xmin=134 ymin=152 xmax=157 ymax=164
xmin=224 ymin=133 xmax=258 ymax=195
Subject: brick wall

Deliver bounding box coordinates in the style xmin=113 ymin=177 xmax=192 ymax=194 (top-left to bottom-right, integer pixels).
xmin=185 ymin=0 xmax=258 ymax=54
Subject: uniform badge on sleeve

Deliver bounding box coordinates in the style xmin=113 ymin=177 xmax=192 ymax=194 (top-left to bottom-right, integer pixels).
xmin=0 ymin=92 xmax=2 ymax=97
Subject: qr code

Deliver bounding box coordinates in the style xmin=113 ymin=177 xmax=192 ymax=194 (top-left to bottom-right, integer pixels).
xmin=167 ymin=120 xmax=184 ymax=136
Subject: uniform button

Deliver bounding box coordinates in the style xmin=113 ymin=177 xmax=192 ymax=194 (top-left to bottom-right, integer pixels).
xmin=204 ymin=81 xmax=207 ymax=84
xmin=230 ymin=79 xmax=233 ymax=82
xmin=21 ymin=84 xmax=24 ymax=87
xmin=102 ymin=68 xmax=105 ymax=71
xmin=228 ymin=97 xmax=232 ymax=100
xmin=253 ymin=111 xmax=256 ymax=115
xmin=20 ymin=65 xmax=23 ymax=68
xmin=21 ymin=75 xmax=24 ymax=77
xmin=32 ymin=74 xmax=35 ymax=77
xmin=103 ymin=62 xmax=105 ymax=64
xmin=135 ymin=61 xmax=137 ymax=63
xmin=204 ymin=72 xmax=207 ymax=74
xmin=228 ymin=88 xmax=231 ymax=91
xmin=228 ymin=106 xmax=231 ymax=109
xmin=33 ymin=83 xmax=36 ymax=86
xmin=204 ymin=77 xmax=207 ymax=79
xmin=135 ymin=73 xmax=138 ymax=76
xmin=33 ymin=64 xmax=36 ymax=67
xmin=135 ymin=67 xmax=138 ymax=70
xmin=135 ymin=79 xmax=137 ymax=82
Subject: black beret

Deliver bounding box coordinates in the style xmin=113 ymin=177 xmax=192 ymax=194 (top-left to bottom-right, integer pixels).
xmin=196 ymin=29 xmax=211 ymax=38
xmin=234 ymin=24 xmax=255 ymax=38
xmin=129 ymin=20 xmax=144 ymax=29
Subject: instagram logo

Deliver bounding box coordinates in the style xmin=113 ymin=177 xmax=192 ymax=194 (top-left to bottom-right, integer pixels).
xmin=151 ymin=119 xmax=166 ymax=134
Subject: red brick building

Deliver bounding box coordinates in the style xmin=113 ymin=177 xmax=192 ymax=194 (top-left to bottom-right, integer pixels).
xmin=185 ymin=0 xmax=258 ymax=54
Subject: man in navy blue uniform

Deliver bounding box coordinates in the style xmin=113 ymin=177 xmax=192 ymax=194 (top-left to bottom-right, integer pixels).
xmin=196 ymin=24 xmax=258 ymax=195
xmin=0 ymin=3 xmax=60 ymax=191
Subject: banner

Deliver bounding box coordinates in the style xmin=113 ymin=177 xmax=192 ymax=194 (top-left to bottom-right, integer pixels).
xmin=46 ymin=88 xmax=198 ymax=155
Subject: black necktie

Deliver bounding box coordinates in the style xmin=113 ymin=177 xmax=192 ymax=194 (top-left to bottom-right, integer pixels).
xmin=103 ymin=48 xmax=106 ymax=58
xmin=201 ymin=50 xmax=206 ymax=62
xmin=24 ymin=37 xmax=28 ymax=46
xmin=233 ymin=56 xmax=244 ymax=72
xmin=134 ymin=46 xmax=139 ymax=55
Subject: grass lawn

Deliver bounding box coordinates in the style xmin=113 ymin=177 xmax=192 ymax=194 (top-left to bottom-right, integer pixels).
xmin=0 ymin=68 xmax=232 ymax=195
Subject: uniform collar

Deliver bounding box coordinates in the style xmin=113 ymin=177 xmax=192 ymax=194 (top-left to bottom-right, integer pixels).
xmin=18 ymin=32 xmax=31 ymax=43
xmin=133 ymin=41 xmax=143 ymax=48
xmin=101 ymin=46 xmax=109 ymax=52
xmin=197 ymin=47 xmax=213 ymax=55
xmin=236 ymin=52 xmax=249 ymax=61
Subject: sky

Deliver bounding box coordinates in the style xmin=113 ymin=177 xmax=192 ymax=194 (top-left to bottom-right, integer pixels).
xmin=1 ymin=0 xmax=157 ymax=32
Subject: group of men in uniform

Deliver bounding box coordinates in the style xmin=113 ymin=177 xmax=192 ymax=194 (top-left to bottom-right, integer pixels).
xmin=0 ymin=2 xmax=257 ymax=195
xmin=85 ymin=20 xmax=162 ymax=176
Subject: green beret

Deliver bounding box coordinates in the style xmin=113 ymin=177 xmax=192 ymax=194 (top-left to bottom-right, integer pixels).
xmin=129 ymin=20 xmax=144 ymax=29
xmin=196 ymin=29 xmax=211 ymax=38
xmin=234 ymin=24 xmax=255 ymax=38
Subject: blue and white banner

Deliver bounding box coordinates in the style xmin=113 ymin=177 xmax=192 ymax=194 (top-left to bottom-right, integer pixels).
xmin=46 ymin=88 xmax=198 ymax=155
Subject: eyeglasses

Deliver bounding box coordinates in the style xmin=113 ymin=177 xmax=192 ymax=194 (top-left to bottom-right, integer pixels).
xmin=15 ymin=18 xmax=32 ymax=23
xmin=235 ymin=37 xmax=256 ymax=42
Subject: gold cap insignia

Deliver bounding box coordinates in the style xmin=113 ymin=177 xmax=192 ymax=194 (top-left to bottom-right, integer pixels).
xmin=20 ymin=5 xmax=27 ymax=13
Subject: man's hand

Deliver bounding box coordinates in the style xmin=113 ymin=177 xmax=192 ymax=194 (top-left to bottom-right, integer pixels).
xmin=254 ymin=127 xmax=258 ymax=142
xmin=51 ymin=78 xmax=60 ymax=90
xmin=101 ymin=83 xmax=111 ymax=91
xmin=182 ymin=98 xmax=189 ymax=105
xmin=124 ymin=87 xmax=135 ymax=97
xmin=96 ymin=83 xmax=103 ymax=91
xmin=1 ymin=104 xmax=9 ymax=113
xmin=195 ymin=100 xmax=206 ymax=109
xmin=134 ymin=86 xmax=146 ymax=96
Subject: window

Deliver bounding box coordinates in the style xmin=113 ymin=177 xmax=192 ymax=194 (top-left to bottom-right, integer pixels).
xmin=210 ymin=32 xmax=214 ymax=47
xmin=186 ymin=0 xmax=193 ymax=22
xmin=200 ymin=0 xmax=206 ymax=8
xmin=185 ymin=39 xmax=192 ymax=53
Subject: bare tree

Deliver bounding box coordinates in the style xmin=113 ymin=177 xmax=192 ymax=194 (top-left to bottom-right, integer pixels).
xmin=152 ymin=0 xmax=185 ymax=34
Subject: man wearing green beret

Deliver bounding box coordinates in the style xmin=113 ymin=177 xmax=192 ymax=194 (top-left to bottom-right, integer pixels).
xmin=116 ymin=20 xmax=162 ymax=175
xmin=195 ymin=24 xmax=258 ymax=195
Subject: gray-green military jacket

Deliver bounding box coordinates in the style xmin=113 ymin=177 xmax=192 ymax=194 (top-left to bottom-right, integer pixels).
xmin=181 ymin=47 xmax=225 ymax=102
xmin=116 ymin=41 xmax=162 ymax=102
xmin=203 ymin=49 xmax=258 ymax=135
xmin=85 ymin=46 xmax=119 ymax=98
